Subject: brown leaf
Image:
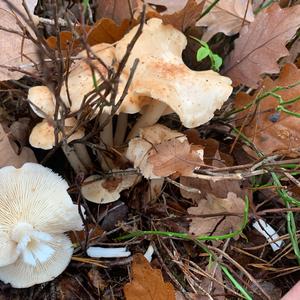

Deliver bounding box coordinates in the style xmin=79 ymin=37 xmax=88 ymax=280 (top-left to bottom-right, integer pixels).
xmin=161 ymin=0 xmax=205 ymax=31
xmin=148 ymin=138 xmax=204 ymax=178
xmin=0 ymin=123 xmax=36 ymax=168
xmin=197 ymin=0 xmax=255 ymax=41
xmin=146 ymin=1 xmax=188 ymax=14
xmin=199 ymin=262 xmax=224 ymax=300
xmin=188 ymin=192 xmax=245 ymax=237
xmin=124 ymin=253 xmax=175 ymax=300
xmin=223 ymin=3 xmax=300 ymax=88
xmin=95 ymin=0 xmax=141 ymax=24
xmin=0 ymin=1 xmax=38 ymax=81
xmin=87 ymin=18 xmax=136 ymax=46
xmin=235 ymin=63 xmax=300 ymax=155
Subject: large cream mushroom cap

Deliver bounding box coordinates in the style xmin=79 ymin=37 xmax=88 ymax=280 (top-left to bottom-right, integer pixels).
xmin=29 ymin=117 xmax=85 ymax=150
xmin=0 ymin=163 xmax=83 ymax=288
xmin=82 ymin=171 xmax=140 ymax=204
xmin=28 ymin=86 xmax=56 ymax=118
xmin=60 ymin=43 xmax=116 ymax=113
xmin=115 ymin=18 xmax=233 ymax=128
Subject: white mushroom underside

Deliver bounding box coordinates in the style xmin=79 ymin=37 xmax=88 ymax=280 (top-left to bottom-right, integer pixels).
xmin=0 ymin=234 xmax=73 ymax=288
xmin=0 ymin=163 xmax=83 ymax=234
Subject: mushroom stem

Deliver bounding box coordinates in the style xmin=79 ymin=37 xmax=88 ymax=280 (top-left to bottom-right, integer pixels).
xmin=126 ymin=101 xmax=168 ymax=141
xmin=73 ymin=143 xmax=93 ymax=170
xmin=62 ymin=143 xmax=87 ymax=174
xmin=98 ymin=114 xmax=114 ymax=171
xmin=114 ymin=113 xmax=128 ymax=146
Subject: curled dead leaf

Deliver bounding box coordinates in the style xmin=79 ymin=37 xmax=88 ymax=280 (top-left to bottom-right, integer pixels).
xmin=235 ymin=64 xmax=300 ymax=155
xmin=223 ymin=3 xmax=300 ymax=87
xmin=124 ymin=253 xmax=175 ymax=300
xmin=188 ymin=192 xmax=245 ymax=238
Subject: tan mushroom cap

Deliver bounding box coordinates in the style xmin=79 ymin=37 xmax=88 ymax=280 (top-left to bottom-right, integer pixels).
xmin=115 ymin=18 xmax=233 ymax=128
xmin=0 ymin=163 xmax=83 ymax=288
xmin=126 ymin=124 xmax=185 ymax=178
xmin=60 ymin=43 xmax=116 ymax=113
xmin=82 ymin=171 xmax=140 ymax=204
xmin=28 ymin=86 xmax=56 ymax=118
xmin=29 ymin=117 xmax=85 ymax=150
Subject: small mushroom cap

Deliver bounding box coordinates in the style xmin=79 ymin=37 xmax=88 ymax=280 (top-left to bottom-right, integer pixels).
xmin=126 ymin=124 xmax=185 ymax=178
xmin=82 ymin=171 xmax=140 ymax=204
xmin=0 ymin=163 xmax=83 ymax=288
xmin=115 ymin=18 xmax=233 ymax=127
xmin=29 ymin=118 xmax=85 ymax=150
xmin=28 ymin=86 xmax=56 ymax=118
xmin=60 ymin=44 xmax=116 ymax=113
xmin=0 ymin=233 xmax=73 ymax=288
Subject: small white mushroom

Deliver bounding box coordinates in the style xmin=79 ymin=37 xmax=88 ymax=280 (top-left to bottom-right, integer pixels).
xmin=81 ymin=171 xmax=140 ymax=204
xmin=28 ymin=86 xmax=56 ymax=118
xmin=0 ymin=163 xmax=83 ymax=288
xmin=87 ymin=247 xmax=131 ymax=258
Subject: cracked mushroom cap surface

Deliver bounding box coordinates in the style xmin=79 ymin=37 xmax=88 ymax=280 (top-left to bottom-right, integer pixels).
xmin=29 ymin=117 xmax=85 ymax=150
xmin=115 ymin=18 xmax=233 ymax=127
xmin=82 ymin=171 xmax=139 ymax=204
xmin=0 ymin=163 xmax=83 ymax=288
xmin=60 ymin=43 xmax=116 ymax=113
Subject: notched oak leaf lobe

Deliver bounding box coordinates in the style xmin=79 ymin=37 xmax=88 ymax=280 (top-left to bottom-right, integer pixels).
xmin=223 ymin=3 xmax=300 ymax=88
xmin=124 ymin=253 xmax=175 ymax=300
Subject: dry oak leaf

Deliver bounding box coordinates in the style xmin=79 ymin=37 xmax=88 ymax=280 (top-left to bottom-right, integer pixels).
xmin=0 ymin=0 xmax=38 ymax=81
xmin=188 ymin=192 xmax=245 ymax=237
xmin=87 ymin=18 xmax=137 ymax=46
xmin=235 ymin=63 xmax=300 ymax=155
xmin=148 ymin=139 xmax=204 ymax=178
xmin=223 ymin=3 xmax=300 ymax=88
xmin=146 ymin=0 xmax=188 ymax=14
xmin=95 ymin=0 xmax=141 ymax=25
xmin=197 ymin=0 xmax=255 ymax=41
xmin=124 ymin=253 xmax=175 ymax=300
xmin=160 ymin=0 xmax=205 ymax=32
xmin=0 ymin=123 xmax=36 ymax=168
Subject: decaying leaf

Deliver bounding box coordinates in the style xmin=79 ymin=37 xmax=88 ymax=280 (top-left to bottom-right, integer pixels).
xmin=235 ymin=63 xmax=300 ymax=155
xmin=197 ymin=0 xmax=255 ymax=41
xmin=126 ymin=124 xmax=204 ymax=178
xmin=146 ymin=0 xmax=188 ymax=14
xmin=148 ymin=139 xmax=204 ymax=177
xmin=0 ymin=123 xmax=36 ymax=168
xmin=199 ymin=262 xmax=225 ymax=300
xmin=124 ymin=253 xmax=175 ymax=300
xmin=95 ymin=0 xmax=141 ymax=24
xmin=161 ymin=0 xmax=205 ymax=31
xmin=188 ymin=192 xmax=245 ymax=237
xmin=87 ymin=18 xmax=137 ymax=46
xmin=223 ymin=3 xmax=300 ymax=88
xmin=0 ymin=0 xmax=38 ymax=81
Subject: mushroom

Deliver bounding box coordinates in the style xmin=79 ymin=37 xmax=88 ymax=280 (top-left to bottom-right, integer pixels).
xmin=60 ymin=43 xmax=116 ymax=114
xmin=115 ymin=18 xmax=233 ymax=140
xmin=29 ymin=117 xmax=90 ymax=174
xmin=81 ymin=170 xmax=140 ymax=204
xmin=87 ymin=247 xmax=131 ymax=258
xmin=125 ymin=124 xmax=185 ymax=179
xmin=28 ymin=86 xmax=56 ymax=118
xmin=0 ymin=163 xmax=83 ymax=288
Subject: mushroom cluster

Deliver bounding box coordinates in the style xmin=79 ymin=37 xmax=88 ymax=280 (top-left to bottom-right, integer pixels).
xmin=0 ymin=163 xmax=83 ymax=288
